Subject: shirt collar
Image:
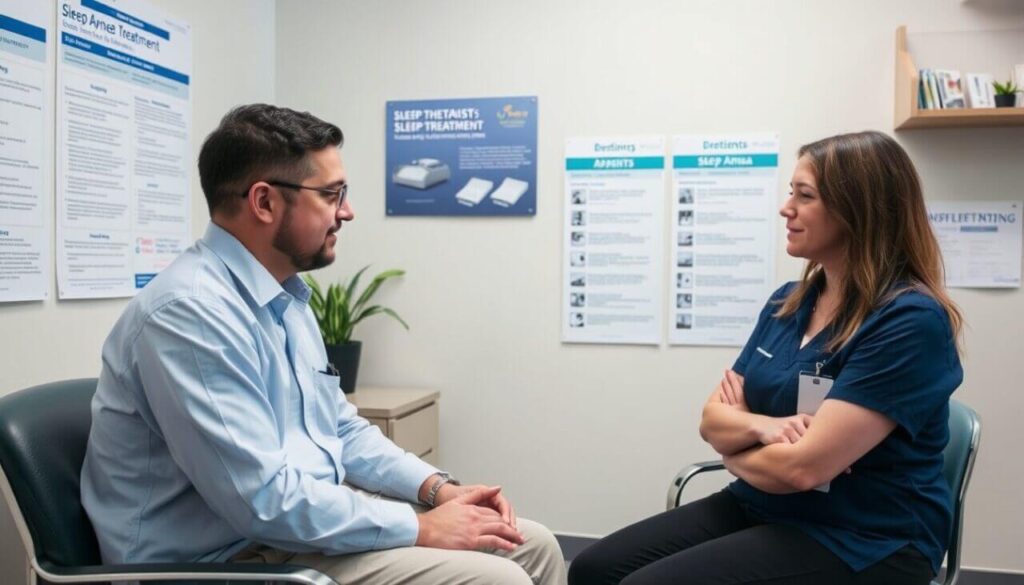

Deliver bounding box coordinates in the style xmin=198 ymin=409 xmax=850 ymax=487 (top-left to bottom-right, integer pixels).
xmin=200 ymin=223 xmax=311 ymax=309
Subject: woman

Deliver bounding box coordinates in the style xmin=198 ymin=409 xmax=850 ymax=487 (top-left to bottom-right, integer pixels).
xmin=569 ymin=131 xmax=963 ymax=585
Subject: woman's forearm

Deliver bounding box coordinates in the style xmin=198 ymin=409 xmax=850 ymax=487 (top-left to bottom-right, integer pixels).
xmin=699 ymin=403 xmax=767 ymax=455
xmin=723 ymin=442 xmax=827 ymax=494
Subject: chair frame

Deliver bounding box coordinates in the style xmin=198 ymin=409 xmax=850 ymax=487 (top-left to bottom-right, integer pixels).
xmin=665 ymin=402 xmax=981 ymax=585
xmin=0 ymin=379 xmax=338 ymax=585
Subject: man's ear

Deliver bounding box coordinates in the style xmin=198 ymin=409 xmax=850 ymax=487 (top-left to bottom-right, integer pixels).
xmin=246 ymin=182 xmax=278 ymax=225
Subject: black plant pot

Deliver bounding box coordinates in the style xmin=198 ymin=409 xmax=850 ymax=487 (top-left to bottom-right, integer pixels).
xmin=994 ymin=94 xmax=1017 ymax=108
xmin=325 ymin=340 xmax=362 ymax=394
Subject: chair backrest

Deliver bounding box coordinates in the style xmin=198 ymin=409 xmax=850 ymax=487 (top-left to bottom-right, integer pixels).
xmin=941 ymin=399 xmax=981 ymax=585
xmin=0 ymin=378 xmax=102 ymax=568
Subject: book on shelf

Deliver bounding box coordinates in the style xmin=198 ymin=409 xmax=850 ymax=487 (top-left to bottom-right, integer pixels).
xmin=929 ymin=69 xmax=940 ymax=108
xmin=918 ymin=69 xmax=940 ymax=110
xmin=927 ymin=70 xmax=940 ymax=109
xmin=965 ymin=73 xmax=995 ymax=108
xmin=930 ymin=71 xmax=943 ymax=109
xmin=934 ymin=69 xmax=966 ymax=109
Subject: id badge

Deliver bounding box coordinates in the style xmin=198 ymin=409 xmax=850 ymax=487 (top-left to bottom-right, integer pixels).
xmin=797 ymin=371 xmax=833 ymax=415
xmin=797 ymin=371 xmax=834 ymax=493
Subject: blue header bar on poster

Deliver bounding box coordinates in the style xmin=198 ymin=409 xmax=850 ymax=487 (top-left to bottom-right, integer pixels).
xmin=673 ymin=154 xmax=778 ymax=169
xmin=566 ymin=157 xmax=664 ymax=171
xmin=0 ymin=14 xmax=46 ymax=42
xmin=82 ymin=0 xmax=170 ymax=40
xmin=62 ymin=32 xmax=189 ymax=85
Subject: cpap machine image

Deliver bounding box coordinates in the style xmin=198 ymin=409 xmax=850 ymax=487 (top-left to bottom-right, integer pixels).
xmin=490 ymin=177 xmax=529 ymax=207
xmin=454 ymin=176 xmax=530 ymax=208
xmin=392 ymin=158 xmax=451 ymax=189
xmin=455 ymin=177 xmax=494 ymax=207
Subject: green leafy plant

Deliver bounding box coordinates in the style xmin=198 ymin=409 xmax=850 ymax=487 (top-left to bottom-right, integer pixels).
xmin=992 ymin=79 xmax=1020 ymax=96
xmin=303 ymin=267 xmax=409 ymax=345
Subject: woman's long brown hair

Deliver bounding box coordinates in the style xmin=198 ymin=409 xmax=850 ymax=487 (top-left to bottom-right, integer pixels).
xmin=775 ymin=131 xmax=962 ymax=352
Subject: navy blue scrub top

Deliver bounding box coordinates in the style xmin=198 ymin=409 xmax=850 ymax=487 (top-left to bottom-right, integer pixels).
xmin=728 ymin=281 xmax=962 ymax=574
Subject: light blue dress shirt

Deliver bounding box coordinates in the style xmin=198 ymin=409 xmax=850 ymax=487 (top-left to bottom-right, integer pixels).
xmin=81 ymin=223 xmax=439 ymax=564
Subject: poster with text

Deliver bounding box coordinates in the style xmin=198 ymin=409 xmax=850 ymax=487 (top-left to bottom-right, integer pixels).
xmin=386 ymin=96 xmax=537 ymax=216
xmin=928 ymin=201 xmax=1022 ymax=288
xmin=669 ymin=134 xmax=778 ymax=347
xmin=57 ymin=0 xmax=191 ymax=299
xmin=0 ymin=2 xmax=52 ymax=302
xmin=562 ymin=136 xmax=664 ymax=345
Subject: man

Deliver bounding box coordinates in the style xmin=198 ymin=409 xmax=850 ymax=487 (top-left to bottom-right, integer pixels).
xmin=81 ymin=104 xmax=566 ymax=584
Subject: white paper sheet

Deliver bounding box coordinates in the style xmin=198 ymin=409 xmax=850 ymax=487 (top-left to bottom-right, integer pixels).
xmin=0 ymin=1 xmax=53 ymax=302
xmin=668 ymin=133 xmax=779 ymax=347
xmin=928 ymin=201 xmax=1022 ymax=288
xmin=56 ymin=0 xmax=191 ymax=298
xmin=562 ymin=136 xmax=665 ymax=345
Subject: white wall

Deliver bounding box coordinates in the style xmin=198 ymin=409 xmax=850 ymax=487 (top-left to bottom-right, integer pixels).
xmin=274 ymin=0 xmax=1024 ymax=573
xmin=1 ymin=0 xmax=1022 ymax=579
xmin=0 ymin=0 xmax=276 ymax=582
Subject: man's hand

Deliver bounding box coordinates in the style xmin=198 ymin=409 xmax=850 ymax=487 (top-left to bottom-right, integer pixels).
xmin=415 ymin=486 xmax=524 ymax=551
xmin=433 ymin=482 xmax=517 ymax=529
xmin=753 ymin=413 xmax=814 ymax=445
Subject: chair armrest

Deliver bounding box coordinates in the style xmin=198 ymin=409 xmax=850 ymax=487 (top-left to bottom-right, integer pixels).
xmin=35 ymin=559 xmax=339 ymax=584
xmin=666 ymin=459 xmax=726 ymax=510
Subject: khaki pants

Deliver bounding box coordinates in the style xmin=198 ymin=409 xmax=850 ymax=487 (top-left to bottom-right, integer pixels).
xmin=232 ymin=495 xmax=567 ymax=585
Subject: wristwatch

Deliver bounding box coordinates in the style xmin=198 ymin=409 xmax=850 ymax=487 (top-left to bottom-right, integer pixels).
xmin=423 ymin=472 xmax=460 ymax=507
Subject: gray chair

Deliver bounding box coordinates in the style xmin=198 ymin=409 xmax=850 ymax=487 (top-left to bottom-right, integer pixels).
xmin=666 ymin=399 xmax=981 ymax=585
xmin=0 ymin=378 xmax=338 ymax=585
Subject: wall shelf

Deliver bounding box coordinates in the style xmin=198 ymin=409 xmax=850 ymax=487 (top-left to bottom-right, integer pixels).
xmin=894 ymin=25 xmax=1024 ymax=130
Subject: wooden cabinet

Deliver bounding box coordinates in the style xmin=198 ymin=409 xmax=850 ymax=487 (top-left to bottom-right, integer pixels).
xmin=349 ymin=387 xmax=440 ymax=465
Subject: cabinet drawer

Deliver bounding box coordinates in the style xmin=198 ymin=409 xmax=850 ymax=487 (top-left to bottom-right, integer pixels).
xmin=419 ymin=448 xmax=438 ymax=466
xmin=365 ymin=417 xmax=388 ymax=436
xmin=391 ymin=403 xmax=438 ymax=458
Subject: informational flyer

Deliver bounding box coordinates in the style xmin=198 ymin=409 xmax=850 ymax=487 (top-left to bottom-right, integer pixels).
xmin=56 ymin=0 xmax=191 ymax=299
xmin=669 ymin=134 xmax=778 ymax=346
xmin=386 ymin=96 xmax=537 ymax=216
xmin=0 ymin=2 xmax=52 ymax=302
xmin=562 ymin=136 xmax=664 ymax=345
xmin=928 ymin=201 xmax=1022 ymax=288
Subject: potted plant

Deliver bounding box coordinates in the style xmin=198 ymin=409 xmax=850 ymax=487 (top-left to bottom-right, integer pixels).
xmin=303 ymin=267 xmax=409 ymax=394
xmin=992 ymin=79 xmax=1019 ymax=108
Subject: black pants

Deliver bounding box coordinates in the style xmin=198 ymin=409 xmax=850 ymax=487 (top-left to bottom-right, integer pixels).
xmin=567 ymin=490 xmax=934 ymax=585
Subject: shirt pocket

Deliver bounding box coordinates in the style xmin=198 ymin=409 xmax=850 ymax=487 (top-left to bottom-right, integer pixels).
xmin=311 ymin=370 xmax=342 ymax=437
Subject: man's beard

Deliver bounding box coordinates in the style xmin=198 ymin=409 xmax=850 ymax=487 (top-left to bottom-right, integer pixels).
xmin=272 ymin=203 xmax=336 ymax=273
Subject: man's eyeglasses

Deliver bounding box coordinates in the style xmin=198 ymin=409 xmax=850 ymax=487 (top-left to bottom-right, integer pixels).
xmin=245 ymin=180 xmax=348 ymax=208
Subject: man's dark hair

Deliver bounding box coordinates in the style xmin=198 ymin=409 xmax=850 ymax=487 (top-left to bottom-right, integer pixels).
xmin=198 ymin=104 xmax=343 ymax=215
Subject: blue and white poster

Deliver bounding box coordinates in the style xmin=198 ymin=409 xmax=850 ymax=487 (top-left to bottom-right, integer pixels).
xmin=386 ymin=96 xmax=537 ymax=216
xmin=669 ymin=133 xmax=778 ymax=347
xmin=928 ymin=201 xmax=1022 ymax=288
xmin=56 ymin=0 xmax=192 ymax=299
xmin=0 ymin=1 xmax=52 ymax=302
xmin=562 ymin=136 xmax=665 ymax=345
